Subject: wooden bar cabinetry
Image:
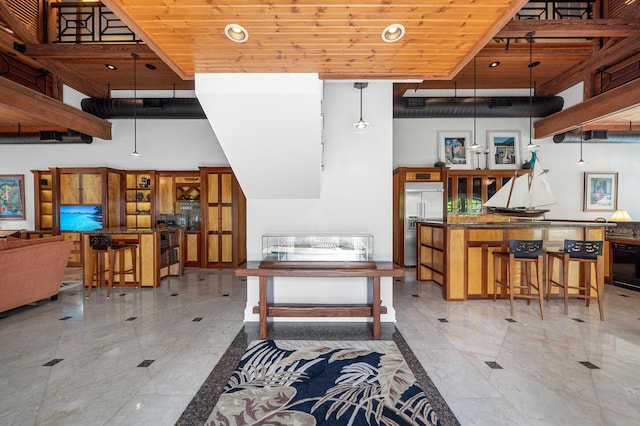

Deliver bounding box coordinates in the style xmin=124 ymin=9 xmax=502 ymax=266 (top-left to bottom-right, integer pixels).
xmin=200 ymin=167 xmax=246 ymax=268
xmin=417 ymin=221 xmax=607 ymax=301
xmin=416 ymin=223 xmax=445 ymax=287
xmin=125 ymin=171 xmax=155 ymax=229
xmin=446 ymin=170 xmax=528 ymax=215
xmin=31 ymin=170 xmax=55 ymax=231
xmin=157 ymin=172 xmax=202 ymax=267
xmin=33 ymin=167 xmax=124 ymax=266
xmin=81 ymin=228 xmax=183 ymax=288
xmin=33 ymin=166 xmax=245 ymax=270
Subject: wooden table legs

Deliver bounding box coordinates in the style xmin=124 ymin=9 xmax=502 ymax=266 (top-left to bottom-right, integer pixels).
xmin=256 ymin=275 xmax=383 ymax=339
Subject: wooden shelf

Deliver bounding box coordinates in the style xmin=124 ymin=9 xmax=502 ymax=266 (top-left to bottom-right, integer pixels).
xmin=125 ymin=172 xmax=155 ymax=229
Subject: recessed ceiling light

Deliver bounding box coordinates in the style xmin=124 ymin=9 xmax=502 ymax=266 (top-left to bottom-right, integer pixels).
xmin=105 ymin=64 xmax=117 ymax=70
xmin=145 ymin=63 xmax=156 ymax=70
xmin=225 ymin=24 xmax=248 ymax=43
xmin=382 ymin=24 xmax=405 ymax=43
xmin=489 ymin=61 xmax=500 ymax=68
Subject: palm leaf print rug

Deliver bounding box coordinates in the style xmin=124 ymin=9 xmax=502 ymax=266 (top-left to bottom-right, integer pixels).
xmin=176 ymin=327 xmax=459 ymax=426
xmin=208 ymin=340 xmax=445 ymax=425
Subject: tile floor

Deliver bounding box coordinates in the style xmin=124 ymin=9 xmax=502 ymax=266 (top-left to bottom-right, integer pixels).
xmin=1 ymin=267 xmax=639 ymax=425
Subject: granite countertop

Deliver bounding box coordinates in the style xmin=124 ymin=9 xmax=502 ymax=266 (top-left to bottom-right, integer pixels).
xmin=96 ymin=227 xmax=183 ymax=234
xmin=418 ymin=220 xmax=613 ymax=229
xmin=606 ymin=235 xmax=640 ymax=243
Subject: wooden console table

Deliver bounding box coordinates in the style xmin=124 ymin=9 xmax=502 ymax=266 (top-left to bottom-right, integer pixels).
xmin=236 ymin=261 xmax=404 ymax=339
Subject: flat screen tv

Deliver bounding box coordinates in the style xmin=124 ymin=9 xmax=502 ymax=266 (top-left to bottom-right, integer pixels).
xmin=59 ymin=205 xmax=103 ymax=232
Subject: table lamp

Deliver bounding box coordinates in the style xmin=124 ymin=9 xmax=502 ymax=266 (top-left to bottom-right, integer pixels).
xmin=609 ymin=210 xmax=632 ymax=221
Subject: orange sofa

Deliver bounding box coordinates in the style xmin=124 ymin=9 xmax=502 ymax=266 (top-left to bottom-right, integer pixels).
xmin=0 ymin=236 xmax=73 ymax=313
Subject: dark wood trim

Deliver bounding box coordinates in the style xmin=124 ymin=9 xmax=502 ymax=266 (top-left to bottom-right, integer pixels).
xmin=534 ymin=78 xmax=640 ymax=138
xmin=0 ymin=77 xmax=112 ymax=139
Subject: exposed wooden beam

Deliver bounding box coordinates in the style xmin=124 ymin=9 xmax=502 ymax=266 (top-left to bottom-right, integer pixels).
xmin=534 ymin=78 xmax=640 ymax=138
xmin=537 ymin=36 xmax=640 ymax=96
xmin=0 ymin=0 xmax=39 ymax=44
xmin=497 ymin=19 xmax=640 ymax=38
xmin=0 ymin=77 xmax=112 ymax=140
xmin=24 ymin=43 xmax=158 ymax=60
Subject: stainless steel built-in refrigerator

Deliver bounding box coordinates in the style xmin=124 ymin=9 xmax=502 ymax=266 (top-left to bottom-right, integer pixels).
xmin=404 ymin=182 xmax=444 ymax=267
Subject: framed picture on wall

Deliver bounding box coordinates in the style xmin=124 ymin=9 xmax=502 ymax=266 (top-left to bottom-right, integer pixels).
xmin=487 ymin=131 xmax=521 ymax=169
xmin=584 ymin=172 xmax=618 ymax=211
xmin=0 ymin=174 xmax=25 ymax=220
xmin=437 ymin=131 xmax=472 ymax=169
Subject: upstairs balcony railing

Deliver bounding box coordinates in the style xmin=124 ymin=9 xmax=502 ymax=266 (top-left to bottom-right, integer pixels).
xmin=514 ymin=1 xmax=596 ymax=20
xmin=49 ymin=1 xmax=141 ymax=44
xmin=48 ymin=1 xmax=596 ymax=45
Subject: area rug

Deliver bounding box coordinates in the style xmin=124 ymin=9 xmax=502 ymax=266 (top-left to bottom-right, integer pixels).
xmin=177 ymin=328 xmax=459 ymax=426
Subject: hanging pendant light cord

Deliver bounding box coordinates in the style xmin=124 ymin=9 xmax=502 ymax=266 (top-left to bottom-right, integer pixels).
xmin=133 ymin=52 xmax=138 ymax=152
xmin=129 ymin=52 xmax=141 ymax=157
xmin=578 ymin=125 xmax=585 ymax=164
xmin=528 ymin=35 xmax=533 ymax=146
xmin=473 ymin=56 xmax=477 ymax=145
xmin=359 ymin=86 xmax=363 ymax=120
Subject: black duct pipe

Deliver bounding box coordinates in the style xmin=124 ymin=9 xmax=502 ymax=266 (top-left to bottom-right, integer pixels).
xmin=0 ymin=130 xmax=92 ymax=144
xmin=553 ymin=129 xmax=640 ymax=143
xmin=393 ymin=96 xmax=564 ymax=118
xmin=81 ymin=98 xmax=206 ymax=119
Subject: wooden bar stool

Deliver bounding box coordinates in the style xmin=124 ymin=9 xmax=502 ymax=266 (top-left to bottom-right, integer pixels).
xmin=87 ymin=235 xmax=138 ymax=299
xmin=493 ymin=240 xmax=545 ymax=319
xmin=546 ymin=239 xmax=604 ymax=320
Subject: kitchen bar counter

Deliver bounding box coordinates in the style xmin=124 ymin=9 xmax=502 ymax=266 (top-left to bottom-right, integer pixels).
xmin=81 ymin=228 xmax=183 ymax=289
xmin=417 ymin=220 xmax=607 ymax=301
xmin=420 ymin=219 xmax=613 ymax=229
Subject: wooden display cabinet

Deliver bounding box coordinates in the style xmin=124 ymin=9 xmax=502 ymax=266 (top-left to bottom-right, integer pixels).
xmin=416 ymin=223 xmax=445 ymax=287
xmin=200 ymin=166 xmax=246 ymax=268
xmin=125 ymin=171 xmax=155 ymax=228
xmin=34 ymin=167 xmax=124 ymax=267
xmin=446 ymin=170 xmax=528 ymax=215
xmin=156 ymin=172 xmax=202 ymax=267
xmin=31 ymin=170 xmax=55 ymax=231
xmin=159 ymin=229 xmax=183 ymax=278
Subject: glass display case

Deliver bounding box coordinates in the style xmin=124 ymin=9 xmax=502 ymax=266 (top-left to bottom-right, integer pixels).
xmin=260 ymin=232 xmax=375 ymax=268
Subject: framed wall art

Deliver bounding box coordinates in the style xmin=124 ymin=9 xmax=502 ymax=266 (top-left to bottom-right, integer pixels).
xmin=487 ymin=131 xmax=521 ymax=169
xmin=438 ymin=131 xmax=472 ymax=169
xmin=584 ymin=172 xmax=618 ymax=211
xmin=0 ymin=174 xmax=25 ymax=220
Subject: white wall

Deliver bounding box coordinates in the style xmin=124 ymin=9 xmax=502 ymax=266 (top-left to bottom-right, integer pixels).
xmin=3 ymin=80 xmax=637 ymax=260
xmin=242 ymin=81 xmax=396 ymax=321
xmin=393 ymin=84 xmax=640 ymax=220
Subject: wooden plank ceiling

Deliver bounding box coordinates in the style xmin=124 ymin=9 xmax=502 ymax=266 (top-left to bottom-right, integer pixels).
xmin=101 ymin=0 xmax=528 ymax=80
xmin=0 ymin=0 xmax=639 ymax=139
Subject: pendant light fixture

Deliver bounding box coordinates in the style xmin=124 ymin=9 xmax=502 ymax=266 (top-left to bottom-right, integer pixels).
xmin=352 ymin=82 xmax=372 ymax=133
xmin=129 ymin=52 xmax=142 ymax=158
xmin=577 ymin=125 xmax=586 ymax=165
xmin=468 ymin=56 xmax=482 ymax=153
xmin=522 ymin=31 xmax=540 ymax=152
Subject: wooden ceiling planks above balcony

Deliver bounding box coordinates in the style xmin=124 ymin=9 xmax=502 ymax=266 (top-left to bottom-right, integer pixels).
xmin=101 ymin=0 xmax=529 ymax=80
xmin=1 ymin=0 xmax=639 ymax=140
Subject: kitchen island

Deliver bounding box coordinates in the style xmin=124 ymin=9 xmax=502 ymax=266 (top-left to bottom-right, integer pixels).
xmin=417 ymin=219 xmax=609 ymax=301
xmin=81 ymin=228 xmax=183 ymax=289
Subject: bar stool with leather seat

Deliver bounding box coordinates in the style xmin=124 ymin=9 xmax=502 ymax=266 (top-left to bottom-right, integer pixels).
xmin=546 ymin=239 xmax=604 ymax=320
xmin=493 ymin=239 xmax=545 ymax=319
xmin=87 ymin=234 xmax=138 ymax=299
